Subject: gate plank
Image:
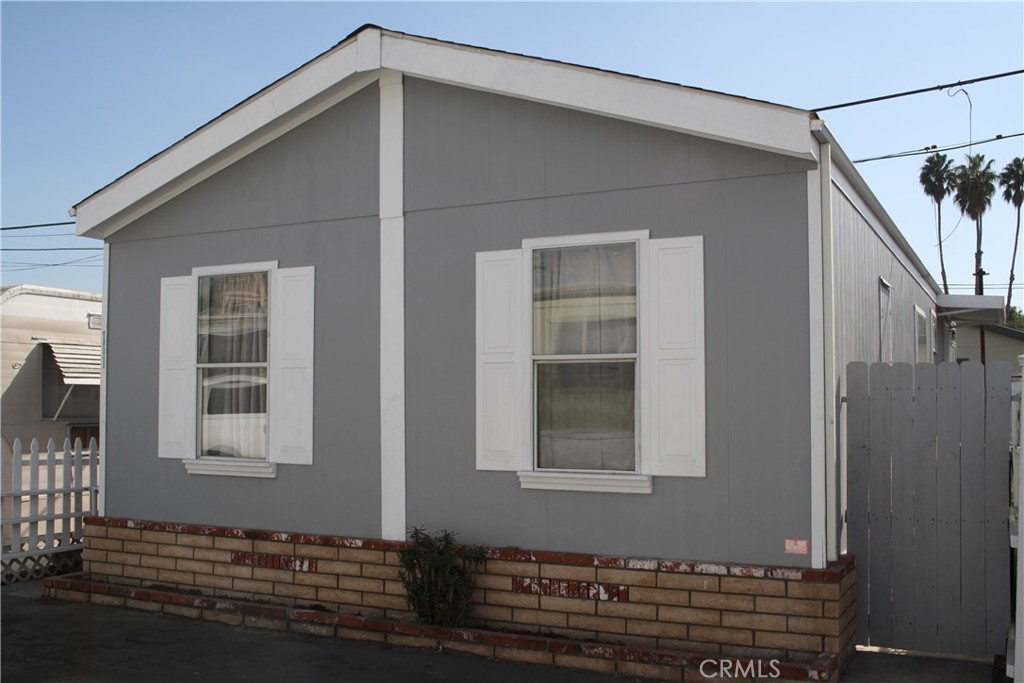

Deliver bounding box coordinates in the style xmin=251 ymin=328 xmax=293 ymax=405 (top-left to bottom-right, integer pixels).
xmin=960 ymin=361 xmax=987 ymax=656
xmin=890 ymin=363 xmax=916 ymax=645
xmin=984 ymin=362 xmax=1011 ymax=654
xmin=846 ymin=362 xmax=871 ymax=646
xmin=869 ymin=362 xmax=894 ymax=647
xmin=912 ymin=363 xmax=938 ymax=652
xmin=936 ymin=362 xmax=963 ymax=653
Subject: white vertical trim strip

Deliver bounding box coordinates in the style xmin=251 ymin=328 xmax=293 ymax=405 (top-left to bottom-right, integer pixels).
xmin=1016 ymin=352 xmax=1024 ymax=682
xmin=379 ymin=71 xmax=406 ymax=540
xmin=819 ymin=143 xmax=838 ymax=563
xmin=98 ymin=243 xmax=109 ymax=515
xmin=808 ymin=160 xmax=828 ymax=569
xmin=379 ymin=70 xmax=404 ymax=219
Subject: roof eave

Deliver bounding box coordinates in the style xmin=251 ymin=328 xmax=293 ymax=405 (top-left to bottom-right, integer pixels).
xmin=73 ymin=26 xmax=816 ymax=240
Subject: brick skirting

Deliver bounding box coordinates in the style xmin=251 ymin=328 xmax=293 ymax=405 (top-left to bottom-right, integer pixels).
xmin=64 ymin=517 xmax=856 ymax=680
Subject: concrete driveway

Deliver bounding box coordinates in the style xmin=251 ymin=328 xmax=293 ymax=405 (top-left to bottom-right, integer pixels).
xmin=1 ymin=579 xmax=1003 ymax=682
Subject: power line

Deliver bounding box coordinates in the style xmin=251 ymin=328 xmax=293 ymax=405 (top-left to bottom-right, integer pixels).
xmin=2 ymin=247 xmax=101 ymax=252
xmin=813 ymin=69 xmax=1024 ymax=112
xmin=1 ymin=254 xmax=102 ymax=272
xmin=853 ymin=132 xmax=1024 ymax=164
xmin=0 ymin=221 xmax=75 ymax=231
xmin=1 ymin=233 xmax=77 ymax=238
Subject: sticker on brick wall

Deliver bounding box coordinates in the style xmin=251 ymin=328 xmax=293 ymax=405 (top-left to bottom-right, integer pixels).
xmin=785 ymin=539 xmax=808 ymax=555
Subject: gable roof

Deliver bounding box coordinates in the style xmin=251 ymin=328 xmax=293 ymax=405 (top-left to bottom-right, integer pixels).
xmin=71 ymin=25 xmax=818 ymax=240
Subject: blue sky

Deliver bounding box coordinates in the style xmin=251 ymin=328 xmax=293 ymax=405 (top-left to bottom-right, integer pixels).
xmin=2 ymin=2 xmax=1022 ymax=306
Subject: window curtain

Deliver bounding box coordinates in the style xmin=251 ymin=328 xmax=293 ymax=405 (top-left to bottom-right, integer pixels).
xmin=198 ymin=273 xmax=268 ymax=458
xmin=532 ymin=244 xmax=637 ymax=470
xmin=533 ymin=244 xmax=637 ymax=355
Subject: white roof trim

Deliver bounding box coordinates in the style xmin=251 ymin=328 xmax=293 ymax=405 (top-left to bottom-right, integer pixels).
xmin=75 ymin=30 xmax=382 ymax=239
xmin=74 ymin=26 xmax=815 ymax=240
xmin=379 ymin=33 xmax=813 ymax=160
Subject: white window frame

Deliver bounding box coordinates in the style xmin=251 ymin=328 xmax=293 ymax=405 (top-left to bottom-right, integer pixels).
xmin=475 ymin=229 xmax=706 ymax=495
xmin=190 ymin=262 xmax=275 ymax=476
xmin=879 ymin=278 xmax=894 ymax=363
xmin=913 ymin=305 xmax=930 ymax=363
xmin=159 ymin=260 xmax=315 ymax=478
xmin=929 ymin=309 xmax=938 ymax=360
xmin=520 ymin=230 xmax=649 ymax=493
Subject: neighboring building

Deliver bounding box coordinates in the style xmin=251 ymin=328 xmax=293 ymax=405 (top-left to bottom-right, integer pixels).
xmin=63 ymin=26 xmax=1003 ymax=672
xmin=0 ymin=285 xmax=102 ymax=456
xmin=956 ymin=324 xmax=1024 ymax=368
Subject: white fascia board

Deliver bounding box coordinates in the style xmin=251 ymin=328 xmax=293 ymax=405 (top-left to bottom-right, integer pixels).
xmin=76 ymin=30 xmax=382 ymax=240
xmin=380 ymin=33 xmax=815 ymax=161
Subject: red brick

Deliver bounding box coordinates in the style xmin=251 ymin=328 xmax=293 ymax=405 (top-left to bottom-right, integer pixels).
xmin=657 ymin=574 xmax=719 ymax=591
xmin=755 ymin=630 xmax=822 ymax=652
xmin=689 ymin=625 xmax=753 ymax=646
xmin=659 ymin=606 xmax=720 ymax=626
xmin=691 ymin=592 xmax=753 ymax=611
xmin=719 ymin=577 xmax=785 ymax=596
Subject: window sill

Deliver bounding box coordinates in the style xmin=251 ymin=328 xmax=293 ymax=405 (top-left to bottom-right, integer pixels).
xmin=184 ymin=458 xmax=277 ymax=479
xmin=517 ymin=471 xmax=652 ymax=494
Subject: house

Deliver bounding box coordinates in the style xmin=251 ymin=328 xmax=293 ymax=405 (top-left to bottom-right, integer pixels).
xmin=955 ymin=323 xmax=1024 ymax=368
xmin=1 ymin=285 xmax=102 ymax=456
xmin=59 ymin=25 xmax=1005 ymax=677
xmin=1 ymin=285 xmax=101 ymax=560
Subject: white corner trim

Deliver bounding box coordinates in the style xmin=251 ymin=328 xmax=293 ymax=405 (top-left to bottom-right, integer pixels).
xmin=807 ymin=163 xmax=828 ymax=570
xmin=819 ymin=142 xmax=838 ymax=564
xmin=98 ymin=243 xmax=109 ymax=516
xmin=517 ymin=471 xmax=652 ymax=494
xmin=379 ymin=70 xmax=406 ymax=541
xmin=184 ymin=458 xmax=277 ymax=478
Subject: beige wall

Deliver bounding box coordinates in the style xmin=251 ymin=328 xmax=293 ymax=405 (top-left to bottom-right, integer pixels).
xmin=955 ymin=325 xmax=1024 ymax=369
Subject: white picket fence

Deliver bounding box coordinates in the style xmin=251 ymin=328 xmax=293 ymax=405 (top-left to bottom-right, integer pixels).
xmin=1 ymin=437 xmax=98 ymax=584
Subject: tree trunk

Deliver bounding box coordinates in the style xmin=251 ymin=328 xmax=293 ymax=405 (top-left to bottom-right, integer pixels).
xmin=937 ymin=202 xmax=949 ymax=295
xmin=1009 ymin=207 xmax=1022 ymax=319
xmin=975 ymin=218 xmax=984 ymax=295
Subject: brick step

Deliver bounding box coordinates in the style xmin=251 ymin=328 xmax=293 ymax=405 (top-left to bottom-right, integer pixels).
xmin=45 ymin=573 xmax=839 ymax=683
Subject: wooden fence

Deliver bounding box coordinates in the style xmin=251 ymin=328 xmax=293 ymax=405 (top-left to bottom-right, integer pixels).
xmin=1 ymin=438 xmax=98 ymax=584
xmin=847 ymin=361 xmax=1012 ymax=658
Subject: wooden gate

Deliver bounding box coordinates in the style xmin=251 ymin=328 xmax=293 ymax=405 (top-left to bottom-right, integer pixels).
xmin=846 ymin=361 xmax=1012 ymax=657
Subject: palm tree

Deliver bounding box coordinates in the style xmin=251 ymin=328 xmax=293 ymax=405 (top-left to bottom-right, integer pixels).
xmin=999 ymin=158 xmax=1024 ymax=318
xmin=953 ymin=153 xmax=997 ymax=295
xmin=919 ymin=153 xmax=955 ymax=294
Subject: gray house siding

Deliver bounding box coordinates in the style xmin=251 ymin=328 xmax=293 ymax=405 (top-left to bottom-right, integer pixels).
xmin=103 ymin=85 xmax=383 ymax=537
xmin=403 ymin=79 xmax=818 ymax=566
xmin=832 ymin=183 xmax=941 ymax=373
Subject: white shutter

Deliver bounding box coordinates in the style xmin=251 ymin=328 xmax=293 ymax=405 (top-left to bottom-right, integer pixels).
xmin=475 ymin=250 xmax=523 ymax=471
xmin=269 ymin=266 xmax=315 ymax=465
xmin=642 ymin=236 xmax=705 ymax=477
xmin=158 ymin=276 xmax=197 ymax=459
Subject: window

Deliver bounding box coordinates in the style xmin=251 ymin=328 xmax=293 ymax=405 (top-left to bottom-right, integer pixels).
xmin=198 ymin=272 xmax=269 ymax=459
xmin=914 ymin=306 xmax=929 ymax=363
xmin=533 ymin=242 xmax=637 ymax=471
xmin=158 ymin=261 xmax=314 ymax=477
xmin=476 ymin=231 xmax=705 ymax=493
xmin=879 ymin=279 xmax=893 ymax=363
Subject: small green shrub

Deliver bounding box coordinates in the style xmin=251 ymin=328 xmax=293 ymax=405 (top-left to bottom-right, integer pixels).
xmin=397 ymin=527 xmax=485 ymax=627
